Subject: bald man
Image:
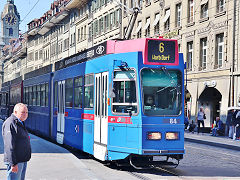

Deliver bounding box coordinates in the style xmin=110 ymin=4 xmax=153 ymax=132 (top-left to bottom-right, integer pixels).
xmin=2 ymin=103 xmax=31 ymax=180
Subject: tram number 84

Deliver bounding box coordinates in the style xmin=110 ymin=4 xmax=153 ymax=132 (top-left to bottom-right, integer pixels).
xmin=169 ymin=118 xmax=178 ymax=124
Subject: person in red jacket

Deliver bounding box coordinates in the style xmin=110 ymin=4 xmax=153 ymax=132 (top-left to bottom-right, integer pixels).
xmin=2 ymin=103 xmax=31 ymax=180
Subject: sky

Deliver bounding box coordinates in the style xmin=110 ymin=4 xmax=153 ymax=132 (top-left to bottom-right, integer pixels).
xmin=0 ymin=0 xmax=54 ymax=33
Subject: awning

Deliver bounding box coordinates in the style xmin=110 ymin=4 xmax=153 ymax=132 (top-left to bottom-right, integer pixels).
xmin=143 ymin=18 xmax=150 ymax=30
xmin=163 ymin=9 xmax=170 ymax=23
xmin=201 ymin=0 xmax=208 ymax=5
xmin=135 ymin=22 xmax=142 ymax=34
xmin=152 ymin=14 xmax=160 ymax=26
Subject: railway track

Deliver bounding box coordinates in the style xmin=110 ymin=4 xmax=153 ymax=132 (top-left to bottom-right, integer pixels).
xmin=127 ymin=165 xmax=181 ymax=179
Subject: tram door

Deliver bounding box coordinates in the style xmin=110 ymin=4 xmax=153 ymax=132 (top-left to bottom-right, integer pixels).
xmin=94 ymin=72 xmax=108 ymax=161
xmin=56 ymin=81 xmax=65 ymax=144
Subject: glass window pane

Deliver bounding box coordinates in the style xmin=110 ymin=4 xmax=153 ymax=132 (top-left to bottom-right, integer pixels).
xmin=37 ymin=85 xmax=41 ymax=106
xmin=41 ymin=84 xmax=46 ymax=106
xmin=85 ymin=74 xmax=94 ymax=85
xmin=29 ymin=86 xmax=33 ymax=106
xmin=46 ymin=84 xmax=49 ymax=106
xmin=65 ymin=79 xmax=73 ymax=108
xmin=74 ymin=77 xmax=83 ymax=108
xmin=54 ymin=82 xmax=58 ymax=108
xmin=141 ymin=68 xmax=182 ymax=116
xmin=84 ymin=86 xmax=94 ymax=108
xmin=113 ymin=81 xmax=124 ymax=103
xmin=125 ymin=81 xmax=136 ymax=103
xmin=33 ymin=86 xmax=37 ymax=106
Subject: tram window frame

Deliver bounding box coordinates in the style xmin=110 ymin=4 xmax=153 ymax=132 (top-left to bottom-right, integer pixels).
xmin=40 ymin=84 xmax=46 ymax=107
xmin=74 ymin=76 xmax=83 ymax=109
xmin=65 ymin=78 xmax=74 ymax=108
xmin=28 ymin=86 xmax=33 ymax=106
xmin=84 ymin=74 xmax=94 ymax=109
xmin=46 ymin=83 xmax=49 ymax=107
xmin=111 ymin=69 xmax=138 ymax=115
xmin=37 ymin=85 xmax=41 ymax=106
xmin=25 ymin=87 xmax=29 ymax=105
xmin=2 ymin=93 xmax=7 ymax=106
xmin=23 ymin=87 xmax=27 ymax=104
xmin=32 ymin=85 xmax=37 ymax=106
xmin=54 ymin=81 xmax=58 ymax=108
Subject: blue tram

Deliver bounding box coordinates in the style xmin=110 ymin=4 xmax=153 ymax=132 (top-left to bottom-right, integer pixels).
xmin=19 ymin=38 xmax=184 ymax=167
xmin=23 ymin=65 xmax=52 ymax=137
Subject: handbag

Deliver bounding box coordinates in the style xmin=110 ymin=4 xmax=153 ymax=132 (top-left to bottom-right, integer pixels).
xmin=203 ymin=114 xmax=206 ymax=119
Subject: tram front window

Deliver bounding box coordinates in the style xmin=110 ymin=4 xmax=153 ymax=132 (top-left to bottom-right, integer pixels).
xmin=141 ymin=68 xmax=182 ymax=116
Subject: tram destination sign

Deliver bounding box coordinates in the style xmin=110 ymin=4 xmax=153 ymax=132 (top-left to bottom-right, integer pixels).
xmin=147 ymin=40 xmax=176 ymax=63
xmin=55 ymin=41 xmax=107 ymax=71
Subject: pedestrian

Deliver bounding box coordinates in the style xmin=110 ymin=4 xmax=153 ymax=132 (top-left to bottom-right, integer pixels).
xmin=196 ymin=106 xmax=206 ymax=133
xmin=226 ymin=109 xmax=234 ymax=138
xmin=212 ymin=117 xmax=224 ymax=136
xmin=184 ymin=116 xmax=189 ymax=129
xmin=2 ymin=103 xmax=31 ymax=180
xmin=232 ymin=109 xmax=240 ymax=140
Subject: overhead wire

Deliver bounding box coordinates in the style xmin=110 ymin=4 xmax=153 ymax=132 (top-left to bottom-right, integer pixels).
xmin=20 ymin=0 xmax=40 ymax=24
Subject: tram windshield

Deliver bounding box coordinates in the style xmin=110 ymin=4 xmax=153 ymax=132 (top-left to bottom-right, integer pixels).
xmin=141 ymin=68 xmax=182 ymax=116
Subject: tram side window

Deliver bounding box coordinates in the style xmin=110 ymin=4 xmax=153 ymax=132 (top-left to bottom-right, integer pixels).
xmin=40 ymin=84 xmax=46 ymax=106
xmin=29 ymin=86 xmax=33 ymax=106
xmin=54 ymin=82 xmax=58 ymax=108
xmin=25 ymin=87 xmax=29 ymax=105
xmin=37 ymin=85 xmax=41 ymax=106
xmin=32 ymin=86 xmax=37 ymax=106
xmin=112 ymin=70 xmax=137 ymax=114
xmin=0 ymin=94 xmax=2 ymax=106
xmin=74 ymin=77 xmax=83 ymax=108
xmin=65 ymin=79 xmax=73 ymax=108
xmin=1 ymin=93 xmax=5 ymax=106
xmin=84 ymin=74 xmax=94 ymax=109
xmin=46 ymin=84 xmax=49 ymax=106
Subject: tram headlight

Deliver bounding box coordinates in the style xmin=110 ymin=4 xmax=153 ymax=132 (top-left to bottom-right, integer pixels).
xmin=165 ymin=132 xmax=179 ymax=140
xmin=147 ymin=132 xmax=162 ymax=140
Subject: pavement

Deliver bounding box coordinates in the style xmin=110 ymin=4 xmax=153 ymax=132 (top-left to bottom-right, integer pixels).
xmin=0 ymin=120 xmax=99 ymax=180
xmin=0 ymin=119 xmax=240 ymax=180
xmin=184 ymin=130 xmax=240 ymax=151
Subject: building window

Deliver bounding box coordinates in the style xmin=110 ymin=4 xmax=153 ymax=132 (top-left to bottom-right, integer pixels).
xmin=201 ymin=2 xmax=208 ymax=19
xmin=164 ymin=9 xmax=170 ymax=31
xmin=144 ymin=17 xmax=150 ymax=37
xmin=123 ymin=26 xmax=127 ymax=37
xmin=73 ymin=33 xmax=76 ymax=45
xmin=136 ymin=21 xmax=142 ymax=38
xmin=78 ymin=28 xmax=80 ymax=42
xmin=146 ymin=0 xmax=151 ymax=5
xmin=178 ymin=44 xmax=181 ymax=52
xmin=200 ymin=38 xmax=207 ymax=70
xmin=217 ymin=0 xmax=225 ymax=13
xmin=153 ymin=13 xmax=160 ymax=35
xmin=9 ymin=28 xmax=13 ymax=36
xmin=187 ymin=41 xmax=193 ymax=71
xmin=35 ymin=51 xmax=38 ymax=61
xmin=188 ymin=0 xmax=194 ymax=23
xmin=215 ymin=33 xmax=224 ymax=68
xmin=176 ymin=3 xmax=181 ymax=27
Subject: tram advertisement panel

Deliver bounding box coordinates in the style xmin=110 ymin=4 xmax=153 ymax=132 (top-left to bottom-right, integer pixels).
xmin=147 ymin=40 xmax=178 ymax=64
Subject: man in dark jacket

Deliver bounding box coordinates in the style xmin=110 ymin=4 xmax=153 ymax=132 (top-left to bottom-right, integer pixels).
xmin=2 ymin=103 xmax=31 ymax=180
